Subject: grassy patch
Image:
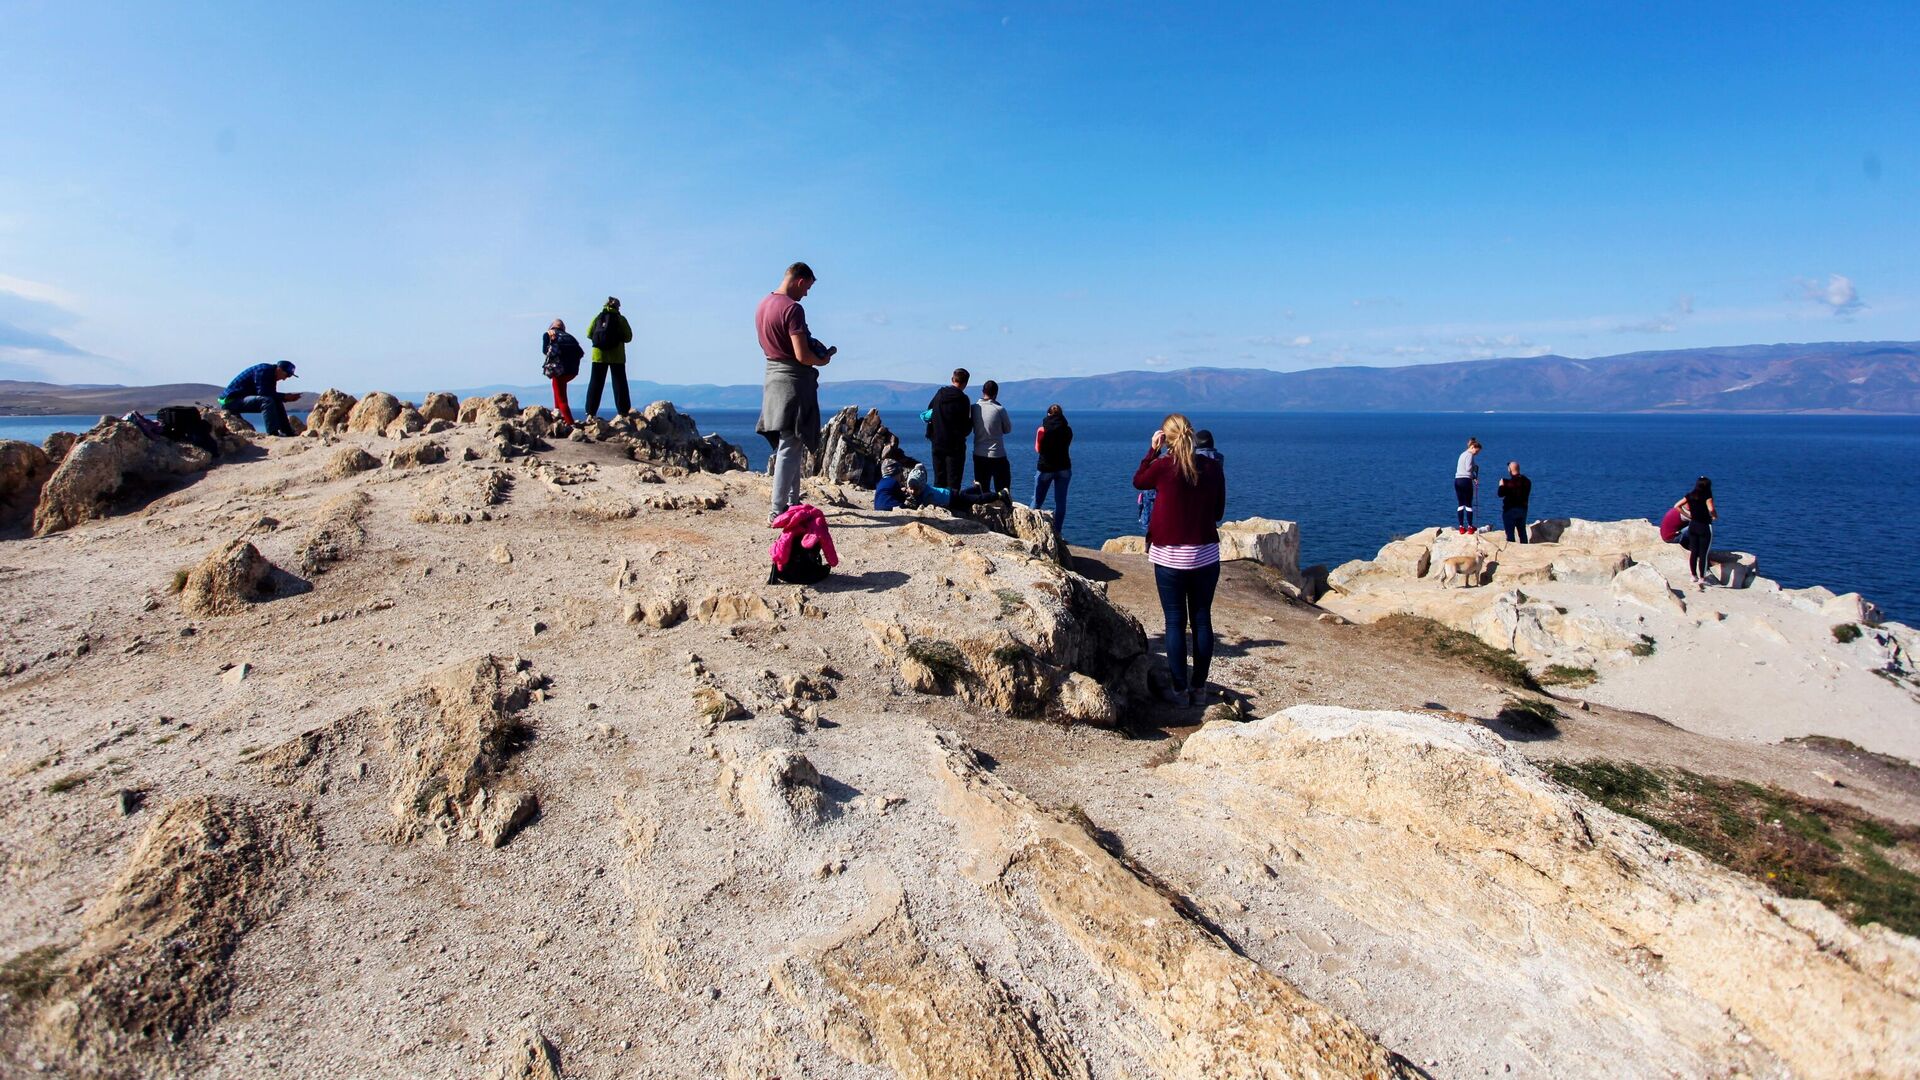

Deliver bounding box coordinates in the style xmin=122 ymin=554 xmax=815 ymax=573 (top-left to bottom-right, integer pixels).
xmin=1832 ymin=622 xmax=1862 ymax=644
xmin=1630 ymin=634 xmax=1656 ymax=657
xmin=1373 ymin=615 xmax=1538 ymax=690
xmin=905 ymin=639 xmax=969 ymax=683
xmin=166 ymin=567 xmax=190 ymax=594
xmin=1538 ymin=664 xmax=1598 ymax=688
xmin=44 ymin=771 xmax=90 ymax=794
xmin=0 ymin=943 xmax=69 ymax=1006
xmin=994 ymin=588 xmax=1026 ymax=617
xmin=1549 ymin=759 xmax=1920 ymax=936
xmin=1497 ymin=695 xmax=1561 ymax=733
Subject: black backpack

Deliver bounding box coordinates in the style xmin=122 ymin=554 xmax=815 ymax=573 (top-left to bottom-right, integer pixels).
xmin=543 ymin=331 xmax=584 ymax=379
xmin=158 ymin=406 xmax=220 ymax=456
xmin=589 ymin=310 xmax=617 ymax=349
xmin=769 ymin=541 xmax=830 ymax=585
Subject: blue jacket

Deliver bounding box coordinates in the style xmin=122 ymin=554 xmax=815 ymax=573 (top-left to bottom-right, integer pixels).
xmin=874 ymin=475 xmax=906 ymax=510
xmin=221 ymin=363 xmax=282 ymax=402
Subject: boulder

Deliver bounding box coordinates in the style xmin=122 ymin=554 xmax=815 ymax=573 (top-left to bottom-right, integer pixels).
xmin=303 ymin=389 xmax=358 ymax=434
xmin=459 ymin=393 xmax=522 ymax=426
xmin=179 ymin=539 xmax=276 ymax=616
xmin=344 ymin=391 xmax=402 ymax=434
xmin=0 ymin=439 xmax=54 ymax=527
xmin=1712 ymin=550 xmax=1760 ymax=590
xmin=418 ymin=392 xmax=459 ymax=423
xmin=1100 ymin=536 xmax=1146 ymax=555
xmin=41 ymin=430 xmax=80 ymax=465
xmin=197 ymin=408 xmax=257 ymax=455
xmin=808 ymin=406 xmax=900 ymax=488
xmin=1822 ymin=591 xmax=1883 ymax=628
xmin=387 ymin=441 xmax=447 ymax=470
xmin=1218 ymin=517 xmax=1301 ymax=581
xmin=1373 ymin=537 xmax=1433 ymax=579
xmin=321 ymin=446 xmax=381 ymax=480
xmin=32 ymin=419 xmax=212 ymax=536
xmin=716 ymin=749 xmax=825 ymax=833
xmin=1529 ymin=517 xmax=1661 ymax=549
xmin=970 ymin=500 xmax=1067 ymax=565
xmin=625 ymin=400 xmax=749 ymax=474
xmin=1612 ymin=563 xmax=1687 ymax=616
xmin=1050 ymin=672 xmax=1118 ymax=726
xmin=382 ymin=406 xmax=426 ymax=439
xmin=1551 ymin=552 xmax=1631 ymax=586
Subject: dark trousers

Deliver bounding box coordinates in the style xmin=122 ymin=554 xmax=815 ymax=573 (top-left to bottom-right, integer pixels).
xmin=1686 ymin=522 xmax=1713 ymax=580
xmin=1453 ymin=477 xmax=1476 ymax=528
xmin=931 ymin=445 xmax=967 ymax=489
xmin=1502 ymin=506 xmax=1529 ymax=543
xmin=584 ymin=362 xmax=630 ymax=418
xmin=973 ymin=455 xmax=1011 ymax=493
xmin=229 ymin=395 xmax=294 ymax=436
xmin=1153 ymin=561 xmax=1220 ymax=692
xmin=1033 ymin=468 xmax=1070 ymax=533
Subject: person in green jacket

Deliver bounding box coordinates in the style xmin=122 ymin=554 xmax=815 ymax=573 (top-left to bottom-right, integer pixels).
xmin=583 ymin=296 xmax=634 ymax=419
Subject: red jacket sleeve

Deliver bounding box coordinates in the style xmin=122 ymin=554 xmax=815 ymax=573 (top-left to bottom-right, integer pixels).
xmin=1132 ymin=450 xmax=1162 ymax=490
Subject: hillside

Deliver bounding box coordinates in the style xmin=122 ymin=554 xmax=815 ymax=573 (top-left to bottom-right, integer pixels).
xmin=0 ymin=380 xmax=320 ymax=416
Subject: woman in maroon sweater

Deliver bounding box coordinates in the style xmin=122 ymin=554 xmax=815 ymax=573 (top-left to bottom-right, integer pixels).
xmin=1133 ymin=414 xmax=1227 ymax=706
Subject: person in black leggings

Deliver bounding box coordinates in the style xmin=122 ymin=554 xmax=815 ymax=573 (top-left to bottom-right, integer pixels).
xmin=1673 ymin=477 xmax=1717 ymax=588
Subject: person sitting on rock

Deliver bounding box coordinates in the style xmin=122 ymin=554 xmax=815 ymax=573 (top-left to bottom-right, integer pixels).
xmin=875 ymin=459 xmax=1007 ymax=514
xmin=217 ymin=360 xmax=300 ymax=437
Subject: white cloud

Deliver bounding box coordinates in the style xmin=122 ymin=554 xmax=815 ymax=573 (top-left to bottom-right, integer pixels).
xmin=1246 ymin=334 xmax=1313 ymax=348
xmin=1451 ymin=334 xmax=1550 ymax=359
xmin=947 ymin=323 xmax=969 ymax=332
xmin=1142 ymin=354 xmax=1172 ymax=367
xmin=1801 ymin=274 xmax=1864 ymax=317
xmin=0 ymin=274 xmax=79 ymax=309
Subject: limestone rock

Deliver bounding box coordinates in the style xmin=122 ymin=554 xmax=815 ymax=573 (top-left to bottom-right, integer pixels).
xmin=41 ymin=429 xmax=79 ymax=465
xmin=933 ymin=730 xmax=1414 ymax=1078
xmin=345 ymin=391 xmax=402 ymax=434
xmin=716 ymin=749 xmax=825 ymax=832
xmin=695 ymin=590 xmax=777 ymax=624
xmin=1550 ymin=552 xmax=1631 ymax=585
xmin=1711 ymin=549 xmax=1760 ymax=589
xmin=298 ymin=490 xmax=369 ymax=574
xmin=1050 ymin=671 xmax=1117 ymax=726
xmin=302 ymin=389 xmax=358 ymax=434
xmin=1374 ymin=536 xmax=1434 ymax=578
xmin=177 ymin=539 xmax=276 ymax=616
xmin=625 ymin=595 xmax=686 ymax=629
xmin=30 ymin=796 xmax=316 ymax=1073
xmin=419 ymin=391 xmax=460 ymax=423
xmin=807 ymin=406 xmax=901 ymax=488
xmin=692 ymin=686 xmax=748 ymax=728
xmin=32 ymin=418 xmax=212 ymax=536
xmin=382 ymin=405 xmax=426 ymax=439
xmin=491 ymin=1027 xmax=563 ymax=1080
xmin=321 ymin=445 xmax=380 ymax=480
xmin=0 ymin=439 xmax=53 ymax=526
xmin=1217 ymin=517 xmax=1301 ymax=581
xmin=1100 ymin=536 xmax=1146 ymax=555
xmin=1822 ymin=591 xmax=1882 ymax=627
xmin=383 ymin=655 xmax=541 ymax=846
xmin=1612 ymin=562 xmax=1687 ymax=615
xmin=424 ymin=417 xmax=455 ymax=434
xmin=197 ymin=407 xmax=258 ymax=455
xmin=970 ymin=499 xmax=1067 ymax=564
xmin=1172 ymin=706 xmax=1920 ymax=1079
xmin=623 ymin=400 xmax=749 ymax=474
xmin=387 ymin=440 xmax=447 ymax=469
xmin=459 ymin=393 xmax=522 ymax=426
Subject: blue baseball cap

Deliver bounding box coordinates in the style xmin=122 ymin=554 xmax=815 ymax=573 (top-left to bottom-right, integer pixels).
xmin=276 ymin=360 xmax=297 ymax=376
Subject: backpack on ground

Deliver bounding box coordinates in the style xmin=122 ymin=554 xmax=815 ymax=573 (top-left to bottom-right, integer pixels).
xmin=767 ymin=503 xmax=838 ymax=585
xmin=588 ymin=310 xmax=617 ymax=350
xmin=157 ymin=405 xmax=220 ymax=456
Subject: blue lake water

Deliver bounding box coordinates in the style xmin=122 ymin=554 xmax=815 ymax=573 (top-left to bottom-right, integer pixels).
xmin=8 ymin=409 xmax=1917 ymax=621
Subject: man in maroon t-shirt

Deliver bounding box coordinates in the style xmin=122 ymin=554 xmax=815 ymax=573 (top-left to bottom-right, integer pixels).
xmin=756 ymin=262 xmax=835 ymax=519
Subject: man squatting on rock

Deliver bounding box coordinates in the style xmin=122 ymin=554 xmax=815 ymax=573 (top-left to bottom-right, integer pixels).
xmin=756 ymin=262 xmax=835 ymax=521
xmin=218 ymin=360 xmax=300 ymax=437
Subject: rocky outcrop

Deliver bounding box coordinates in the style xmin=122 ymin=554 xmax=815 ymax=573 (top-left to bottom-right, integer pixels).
xmin=715 ymin=749 xmax=825 ymax=833
xmin=298 ymin=490 xmax=369 ymax=574
xmin=321 ymin=445 xmax=381 ymax=480
xmin=1612 ymin=561 xmax=1687 ymax=614
xmin=41 ymin=429 xmax=79 ymax=465
xmin=345 ymin=391 xmax=402 ymax=435
xmin=197 ymin=408 xmax=258 ymax=455
xmin=384 ymin=655 xmax=542 ymax=848
xmin=970 ymin=499 xmax=1067 ymax=564
xmin=179 ymin=538 xmax=278 ymax=616
xmin=1169 ymin=706 xmax=1920 ymax=1078
xmin=302 ymin=388 xmax=357 ymax=434
xmin=383 ymin=405 xmax=426 ymax=438
xmin=386 ymin=440 xmax=447 ymax=469
xmin=419 ymin=392 xmax=459 ymax=424
xmin=934 ymin=730 xmax=1415 ymax=1078
xmin=807 ymin=406 xmax=900 ymax=488
xmin=459 ymin=393 xmax=522 ymax=426
xmin=29 ymin=796 xmax=317 ymax=1073
xmin=1217 ymin=517 xmax=1302 ymax=581
xmin=32 ymin=418 xmax=212 ymax=536
xmin=0 ymin=439 xmax=53 ymax=527
xmin=626 ymin=400 xmax=749 ymax=474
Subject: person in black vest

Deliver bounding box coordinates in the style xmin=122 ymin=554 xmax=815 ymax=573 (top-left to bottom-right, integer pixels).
xmin=1033 ymin=405 xmax=1073 ymax=535
xmin=542 ymin=319 xmax=584 ymax=425
xmin=924 ymin=368 xmax=972 ymax=489
xmin=1497 ymin=460 xmax=1532 ymax=543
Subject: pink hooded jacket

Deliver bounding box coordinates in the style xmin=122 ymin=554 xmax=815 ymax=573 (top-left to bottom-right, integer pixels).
xmin=768 ymin=503 xmax=839 ymax=572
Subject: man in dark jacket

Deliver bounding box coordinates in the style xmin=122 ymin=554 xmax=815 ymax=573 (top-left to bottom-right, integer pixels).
xmin=1498 ymin=460 xmax=1532 ymax=543
xmin=217 ymin=360 xmax=299 ymax=436
xmin=584 ymin=296 xmax=635 ymax=419
xmin=924 ymin=368 xmax=972 ymax=489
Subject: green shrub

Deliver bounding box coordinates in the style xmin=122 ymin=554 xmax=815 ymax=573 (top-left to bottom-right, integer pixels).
xmin=1832 ymin=623 xmax=1862 ymax=644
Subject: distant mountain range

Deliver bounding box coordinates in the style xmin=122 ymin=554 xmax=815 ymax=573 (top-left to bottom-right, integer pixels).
xmin=4 ymin=341 xmax=1916 ymax=417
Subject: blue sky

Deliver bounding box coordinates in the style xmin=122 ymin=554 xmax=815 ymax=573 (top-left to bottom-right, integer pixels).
xmin=1 ymin=2 xmax=1915 ymax=391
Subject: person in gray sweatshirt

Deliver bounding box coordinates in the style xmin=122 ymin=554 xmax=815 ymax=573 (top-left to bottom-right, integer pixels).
xmin=970 ymin=380 xmax=1013 ymax=493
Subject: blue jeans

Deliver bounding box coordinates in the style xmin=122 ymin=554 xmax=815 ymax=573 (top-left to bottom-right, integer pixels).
xmin=1033 ymin=469 xmax=1070 ymax=533
xmin=1153 ymin=561 xmax=1220 ymax=692
xmin=770 ymin=433 xmax=805 ymax=515
xmin=228 ymin=395 xmax=293 ymax=436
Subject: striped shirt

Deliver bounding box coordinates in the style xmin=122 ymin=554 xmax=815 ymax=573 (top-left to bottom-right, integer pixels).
xmin=1148 ymin=542 xmax=1220 ymax=570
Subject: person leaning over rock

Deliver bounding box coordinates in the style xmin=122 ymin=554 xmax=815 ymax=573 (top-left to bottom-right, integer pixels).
xmin=1498 ymin=460 xmax=1532 ymax=543
xmin=970 ymin=379 xmax=1013 ymax=493
xmin=217 ymin=360 xmax=300 ymax=437
xmin=924 ymin=368 xmax=972 ymax=490
xmin=1033 ymin=404 xmax=1073 ymax=535
xmin=756 ymin=262 xmax=835 ymax=521
xmin=1134 ymin=413 xmax=1227 ymax=708
xmin=542 ymin=318 xmax=584 ymax=426
xmin=583 ymin=297 xmax=634 ymax=420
